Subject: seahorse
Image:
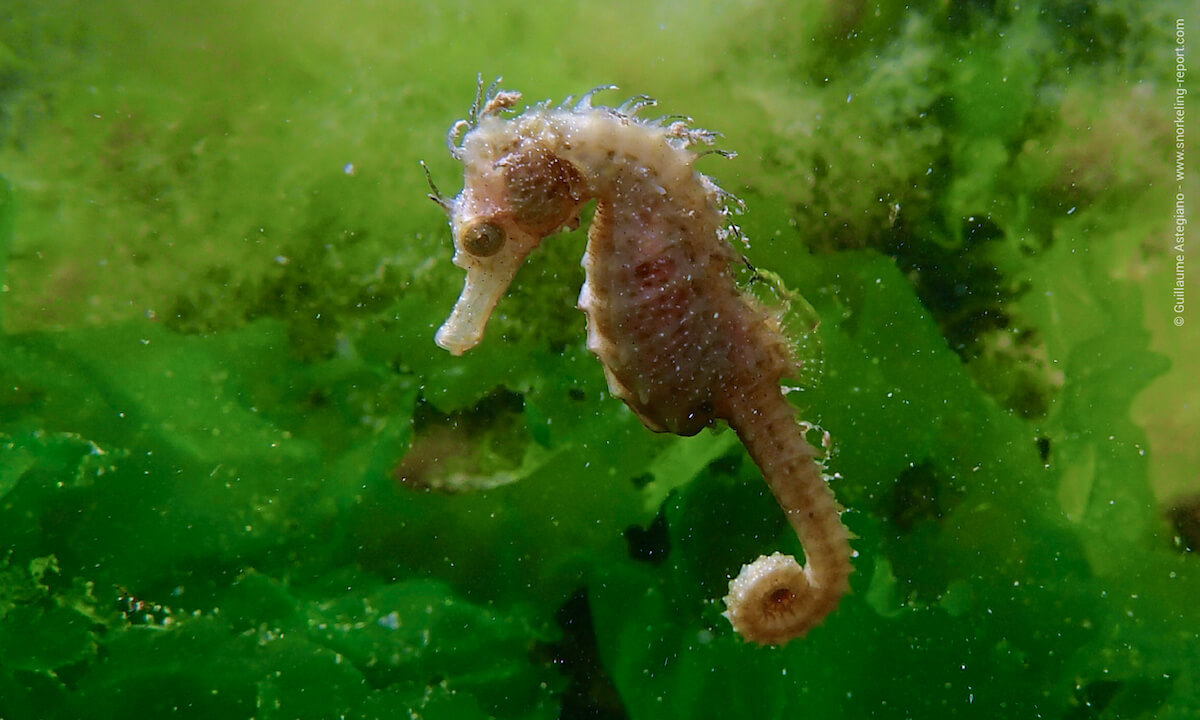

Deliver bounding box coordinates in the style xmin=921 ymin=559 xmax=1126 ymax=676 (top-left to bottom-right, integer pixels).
xmin=429 ymin=79 xmax=852 ymax=645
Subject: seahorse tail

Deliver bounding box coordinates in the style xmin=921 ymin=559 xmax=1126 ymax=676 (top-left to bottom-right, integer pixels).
xmin=723 ymin=388 xmax=852 ymax=646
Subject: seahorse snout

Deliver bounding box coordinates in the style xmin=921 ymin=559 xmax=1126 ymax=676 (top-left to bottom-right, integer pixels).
xmin=435 ymin=232 xmax=531 ymax=356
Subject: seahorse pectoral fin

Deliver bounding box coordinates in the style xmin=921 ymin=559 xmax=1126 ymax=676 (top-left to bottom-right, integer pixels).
xmin=435 ymin=247 xmax=529 ymax=356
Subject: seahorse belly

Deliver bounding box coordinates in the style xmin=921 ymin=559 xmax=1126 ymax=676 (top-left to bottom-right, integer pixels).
xmin=579 ymin=201 xmax=733 ymax=436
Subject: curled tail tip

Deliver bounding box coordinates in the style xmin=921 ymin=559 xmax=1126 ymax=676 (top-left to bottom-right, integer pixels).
xmin=722 ymin=551 xmax=850 ymax=646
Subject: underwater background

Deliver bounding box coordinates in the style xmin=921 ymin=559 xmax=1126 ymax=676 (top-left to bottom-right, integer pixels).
xmin=2 ymin=0 xmax=1198 ymax=717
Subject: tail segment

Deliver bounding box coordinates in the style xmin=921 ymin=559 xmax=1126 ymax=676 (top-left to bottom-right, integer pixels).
xmin=723 ymin=385 xmax=853 ymax=645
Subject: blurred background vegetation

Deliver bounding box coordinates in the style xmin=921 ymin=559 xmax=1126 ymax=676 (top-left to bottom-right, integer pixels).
xmin=1 ymin=0 xmax=1197 ymax=718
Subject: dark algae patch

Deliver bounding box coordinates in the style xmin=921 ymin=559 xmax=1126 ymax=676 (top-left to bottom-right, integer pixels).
xmin=1 ymin=1 xmax=1196 ymax=718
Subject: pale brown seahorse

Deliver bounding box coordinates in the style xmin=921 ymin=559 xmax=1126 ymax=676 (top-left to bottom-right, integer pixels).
xmin=429 ymin=80 xmax=852 ymax=645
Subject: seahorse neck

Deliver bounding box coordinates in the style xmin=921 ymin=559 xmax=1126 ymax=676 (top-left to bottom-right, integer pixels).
xmin=550 ymin=111 xmax=712 ymax=221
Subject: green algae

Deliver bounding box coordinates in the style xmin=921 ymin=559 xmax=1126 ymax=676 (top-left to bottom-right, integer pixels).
xmin=2 ymin=0 xmax=1198 ymax=718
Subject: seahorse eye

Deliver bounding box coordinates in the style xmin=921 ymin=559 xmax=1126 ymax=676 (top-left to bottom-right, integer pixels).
xmin=461 ymin=221 xmax=506 ymax=257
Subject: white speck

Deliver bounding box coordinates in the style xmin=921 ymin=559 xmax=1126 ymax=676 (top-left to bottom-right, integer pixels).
xmin=343 ymin=162 xmax=356 ymax=175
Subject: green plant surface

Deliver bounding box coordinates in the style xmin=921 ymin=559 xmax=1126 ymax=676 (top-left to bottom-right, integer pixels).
xmin=2 ymin=0 xmax=1197 ymax=718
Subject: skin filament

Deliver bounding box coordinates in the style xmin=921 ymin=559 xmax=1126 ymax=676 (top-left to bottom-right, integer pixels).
xmin=431 ymin=79 xmax=853 ymax=645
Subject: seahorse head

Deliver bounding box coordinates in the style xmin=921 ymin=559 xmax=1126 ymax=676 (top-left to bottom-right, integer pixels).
xmin=434 ymin=102 xmax=586 ymax=356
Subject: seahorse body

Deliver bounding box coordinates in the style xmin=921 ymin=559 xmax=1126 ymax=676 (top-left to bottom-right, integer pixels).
xmin=433 ymin=83 xmax=852 ymax=645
